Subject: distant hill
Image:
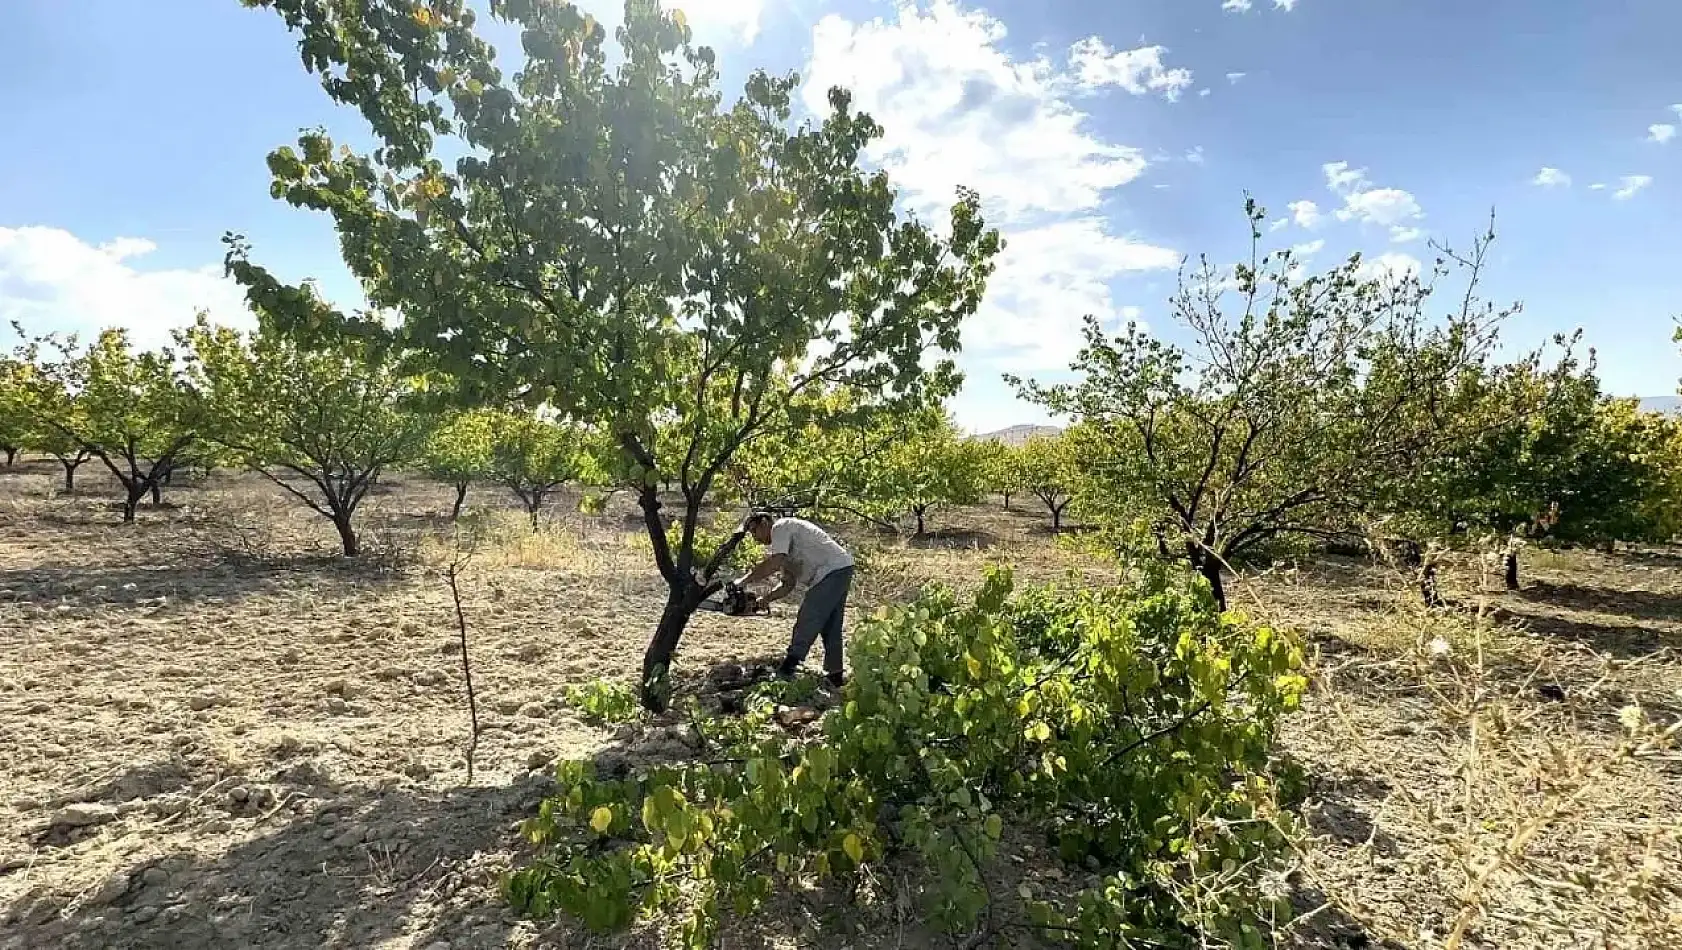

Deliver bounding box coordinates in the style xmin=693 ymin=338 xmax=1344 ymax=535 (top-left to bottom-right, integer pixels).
xmin=973 ymin=424 xmax=1063 ymax=446
xmin=1637 ymin=396 xmax=1680 ymax=415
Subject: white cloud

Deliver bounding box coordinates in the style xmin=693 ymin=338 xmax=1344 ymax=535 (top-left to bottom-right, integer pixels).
xmin=806 ymin=6 xmax=1159 ymax=221
xmin=803 ymin=1 xmax=1179 ymax=372
xmin=1356 ymin=252 xmax=1422 ymax=283
xmin=0 ymin=227 xmax=253 ymax=352
xmin=1613 ymin=174 xmax=1653 ymax=200
xmin=1648 ymin=123 xmax=1676 ymax=144
xmin=1290 ymin=239 xmax=1325 ymax=258
xmin=1532 ymin=166 xmax=1571 ymax=187
xmin=1274 ymin=0 xmax=1299 ymax=9
xmin=1322 ymin=160 xmax=1366 ymax=192
xmin=1185 ymin=146 xmax=1206 ymax=164
xmin=1323 ymin=161 xmax=1425 ymax=229
xmin=1288 ymin=199 xmax=1324 ymax=229
xmin=1588 ymin=182 xmax=1607 ymax=191
xmin=966 ymin=219 xmax=1178 ymax=370
xmin=1198 ymin=87 xmax=1212 ymax=97
xmin=1222 ymin=0 xmax=1253 ymax=10
xmin=573 ymin=0 xmax=764 ymax=46
xmin=1226 ymin=71 xmax=1247 ymax=84
xmin=1068 ymin=38 xmax=1194 ymax=101
xmin=1389 ymin=226 xmax=1425 ymax=243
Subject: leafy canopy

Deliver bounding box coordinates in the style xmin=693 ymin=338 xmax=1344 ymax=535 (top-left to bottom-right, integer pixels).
xmin=180 ymin=316 xmax=430 ymax=553
xmin=232 ymin=0 xmax=1001 ymax=590
xmin=1014 ymin=203 xmax=1578 ymax=604
xmin=421 ymin=408 xmax=498 ymax=488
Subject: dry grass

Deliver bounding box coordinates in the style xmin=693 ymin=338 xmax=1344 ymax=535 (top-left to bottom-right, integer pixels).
xmin=0 ymin=459 xmax=1678 ymax=950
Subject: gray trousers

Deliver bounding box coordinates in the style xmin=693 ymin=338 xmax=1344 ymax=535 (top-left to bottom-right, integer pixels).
xmin=784 ymin=566 xmax=854 ymax=675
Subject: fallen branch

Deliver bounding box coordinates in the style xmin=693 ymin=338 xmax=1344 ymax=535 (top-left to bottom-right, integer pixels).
xmin=445 ymin=547 xmax=482 ymax=785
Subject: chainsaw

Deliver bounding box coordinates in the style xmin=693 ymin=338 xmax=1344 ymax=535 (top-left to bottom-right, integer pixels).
xmin=697 ymin=580 xmax=770 ymax=617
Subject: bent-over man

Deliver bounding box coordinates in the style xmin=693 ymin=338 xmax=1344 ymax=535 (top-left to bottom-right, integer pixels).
xmin=737 ymin=512 xmax=855 ymax=687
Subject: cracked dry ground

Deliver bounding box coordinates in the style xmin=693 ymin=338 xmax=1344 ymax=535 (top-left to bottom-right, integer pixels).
xmin=3 ymin=461 xmax=1681 ymax=950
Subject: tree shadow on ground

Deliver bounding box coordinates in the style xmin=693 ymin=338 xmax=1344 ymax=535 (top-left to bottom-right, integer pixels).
xmin=1284 ymin=886 xmax=1409 ymax=950
xmin=0 ymin=554 xmax=403 ymax=610
xmin=1303 ymin=770 xmax=1402 ymax=858
xmin=907 ymin=528 xmax=997 ymax=550
xmin=1494 ymin=603 xmax=1675 ymax=659
xmin=1517 ymin=581 xmax=1682 ymax=624
xmin=1607 ymin=548 xmax=1682 ymax=571
xmin=2 ymin=777 xmax=567 ymax=950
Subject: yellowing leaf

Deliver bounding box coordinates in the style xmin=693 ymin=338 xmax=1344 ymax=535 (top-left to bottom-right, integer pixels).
xmin=965 ymin=654 xmax=982 ymax=678
xmin=589 ymin=805 xmax=613 ymax=834
xmin=984 ymin=814 xmax=1003 ymax=840
xmin=842 ymin=832 xmax=864 ymax=864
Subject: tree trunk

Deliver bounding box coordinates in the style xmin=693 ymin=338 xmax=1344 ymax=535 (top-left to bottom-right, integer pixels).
xmin=1002 ymin=491 xmax=1011 ymax=510
xmin=451 ymin=482 xmax=469 ymax=520
xmin=2 ymin=446 xmax=16 ymax=467
xmin=150 ymin=481 xmax=163 ymax=505
xmin=1051 ymin=503 xmax=1065 ymax=532
xmin=1421 ymin=563 xmax=1444 ymax=608
xmin=1197 ymin=554 xmax=1227 ymax=611
xmin=1504 ymin=549 xmax=1520 ymax=591
xmin=914 ymin=507 xmax=927 ymax=536
xmin=61 ymin=460 xmax=82 ymax=493
xmin=641 ymin=590 xmax=698 ymax=713
xmin=527 ymin=501 xmax=541 ymax=530
xmin=334 ymin=513 xmax=360 ymax=557
xmin=122 ymin=486 xmax=144 ymax=523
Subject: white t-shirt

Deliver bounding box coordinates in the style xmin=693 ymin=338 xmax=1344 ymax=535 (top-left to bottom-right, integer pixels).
xmin=769 ymin=517 xmax=853 ymax=588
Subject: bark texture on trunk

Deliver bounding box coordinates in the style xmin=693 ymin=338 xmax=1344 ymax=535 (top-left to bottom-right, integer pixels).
xmin=1504 ymin=549 xmax=1520 ymax=591
xmin=1197 ymin=554 xmax=1227 ymax=611
xmin=150 ymin=482 xmax=163 ymax=505
xmin=61 ymin=461 xmax=81 ymax=493
xmin=641 ymin=592 xmax=698 ymax=713
xmin=1421 ymin=563 xmax=1444 ymax=608
xmin=451 ymin=482 xmax=469 ymax=520
xmin=334 ymin=514 xmax=360 ymax=557
xmin=122 ymin=490 xmax=142 ymax=523
xmin=914 ymin=508 xmax=927 ymax=536
xmin=2 ymin=446 xmax=16 ymax=467
xmin=1002 ymin=492 xmax=1011 ymax=511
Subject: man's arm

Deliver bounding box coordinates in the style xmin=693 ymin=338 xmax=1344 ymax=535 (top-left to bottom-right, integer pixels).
xmin=757 ymin=566 xmax=797 ymax=605
xmin=738 ymin=553 xmax=788 ymax=586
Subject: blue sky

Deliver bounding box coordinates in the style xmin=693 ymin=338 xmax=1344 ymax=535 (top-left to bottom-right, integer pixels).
xmin=2 ymin=0 xmax=1678 ymax=430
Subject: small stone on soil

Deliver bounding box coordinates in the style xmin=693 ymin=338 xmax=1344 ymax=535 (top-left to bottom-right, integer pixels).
xmin=52 ymin=803 xmax=117 ymax=828
xmin=518 ymin=701 xmax=547 ymax=718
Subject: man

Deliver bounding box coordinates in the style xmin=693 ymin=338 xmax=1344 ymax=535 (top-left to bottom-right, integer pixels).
xmin=737 ymin=512 xmax=855 ymax=687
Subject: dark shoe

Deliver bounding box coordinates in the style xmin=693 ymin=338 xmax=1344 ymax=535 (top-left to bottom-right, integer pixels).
xmin=776 ymin=659 xmax=800 ymax=680
xmin=824 ymin=670 xmax=846 ymax=689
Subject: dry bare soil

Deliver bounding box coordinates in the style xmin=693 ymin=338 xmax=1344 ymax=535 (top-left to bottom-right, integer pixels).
xmin=1 ymin=461 xmax=1678 ymax=950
